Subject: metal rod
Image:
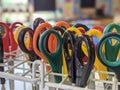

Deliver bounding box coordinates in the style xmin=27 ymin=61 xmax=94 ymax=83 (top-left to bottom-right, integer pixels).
xmin=5 ymin=60 xmax=27 ymax=72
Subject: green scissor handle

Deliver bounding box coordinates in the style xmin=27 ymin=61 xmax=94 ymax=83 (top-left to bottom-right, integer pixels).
xmin=39 ymin=29 xmax=62 ymax=83
xmin=98 ymin=32 xmax=120 ymax=67
xmin=103 ymin=23 xmax=120 ymax=62
xmin=104 ymin=23 xmax=120 ymax=34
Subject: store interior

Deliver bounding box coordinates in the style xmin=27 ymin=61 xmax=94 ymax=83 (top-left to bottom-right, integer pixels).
xmin=0 ymin=0 xmax=120 ymax=26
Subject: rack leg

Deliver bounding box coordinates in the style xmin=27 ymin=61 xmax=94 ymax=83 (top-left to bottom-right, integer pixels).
xmin=8 ymin=61 xmax=14 ymax=90
xmin=1 ymin=84 xmax=5 ymax=90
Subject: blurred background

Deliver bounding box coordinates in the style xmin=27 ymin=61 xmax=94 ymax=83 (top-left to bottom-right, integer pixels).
xmin=0 ymin=0 xmax=120 ymax=27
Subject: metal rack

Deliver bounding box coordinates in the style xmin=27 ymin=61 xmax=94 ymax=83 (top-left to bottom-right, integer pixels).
xmin=0 ymin=49 xmax=119 ymax=90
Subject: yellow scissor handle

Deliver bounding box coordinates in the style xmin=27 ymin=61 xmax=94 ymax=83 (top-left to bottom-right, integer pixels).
xmin=14 ymin=26 xmax=30 ymax=48
xmin=82 ymin=29 xmax=108 ymax=80
xmin=67 ymin=27 xmax=82 ymax=36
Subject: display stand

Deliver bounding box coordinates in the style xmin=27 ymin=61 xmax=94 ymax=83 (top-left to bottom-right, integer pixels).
xmin=0 ymin=49 xmax=119 ymax=90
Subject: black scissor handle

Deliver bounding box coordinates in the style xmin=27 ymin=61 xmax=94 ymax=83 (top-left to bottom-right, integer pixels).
xmin=0 ymin=33 xmax=5 ymax=84
xmin=63 ymin=31 xmax=76 ymax=83
xmin=75 ymin=34 xmax=95 ymax=87
xmin=73 ymin=23 xmax=89 ymax=31
xmin=33 ymin=17 xmax=45 ymax=30
xmin=18 ymin=27 xmax=38 ymax=62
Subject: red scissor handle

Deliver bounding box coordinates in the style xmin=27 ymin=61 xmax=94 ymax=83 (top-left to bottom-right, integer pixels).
xmin=9 ymin=22 xmax=23 ymax=52
xmin=0 ymin=22 xmax=10 ymax=53
xmin=92 ymin=25 xmax=104 ymax=33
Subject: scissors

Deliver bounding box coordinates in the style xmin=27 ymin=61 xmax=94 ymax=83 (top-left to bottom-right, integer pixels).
xmin=0 ymin=32 xmax=5 ymax=88
xmin=63 ymin=30 xmax=95 ymax=86
xmin=33 ymin=23 xmax=52 ymax=71
xmin=38 ymin=29 xmax=62 ymax=83
xmin=62 ymin=27 xmax=82 ymax=75
xmin=82 ymin=29 xmax=108 ymax=80
xmin=103 ymin=23 xmax=120 ymax=67
xmin=18 ymin=27 xmax=39 ymax=63
xmin=97 ymin=32 xmax=120 ymax=90
xmin=0 ymin=22 xmax=23 ymax=58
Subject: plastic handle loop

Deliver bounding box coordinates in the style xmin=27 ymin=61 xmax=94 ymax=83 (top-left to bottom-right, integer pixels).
xmin=97 ymin=32 xmax=120 ymax=67
xmin=73 ymin=23 xmax=89 ymax=31
xmin=33 ymin=23 xmax=52 ymax=71
xmin=14 ymin=26 xmax=30 ymax=48
xmin=85 ymin=29 xmax=108 ymax=80
xmin=103 ymin=23 xmax=120 ymax=61
xmin=9 ymin=22 xmax=23 ymax=32
xmin=39 ymin=30 xmax=62 ymax=83
xmin=56 ymin=21 xmax=70 ymax=29
xmin=47 ymin=26 xmax=65 ymax=53
xmin=67 ymin=27 xmax=82 ymax=36
xmin=92 ymin=25 xmax=104 ymax=33
xmin=75 ymin=34 xmax=95 ymax=87
xmin=0 ymin=22 xmax=10 ymax=53
xmin=104 ymin=23 xmax=120 ymax=34
xmin=18 ymin=27 xmax=38 ymax=62
xmin=33 ymin=17 xmax=45 ymax=30
xmin=97 ymin=33 xmax=120 ymax=90
xmin=63 ymin=31 xmax=76 ymax=83
xmin=0 ymin=33 xmax=5 ymax=84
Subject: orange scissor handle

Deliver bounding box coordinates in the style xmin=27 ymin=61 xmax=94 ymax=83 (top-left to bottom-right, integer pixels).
xmin=33 ymin=23 xmax=52 ymax=71
xmin=56 ymin=21 xmax=70 ymax=29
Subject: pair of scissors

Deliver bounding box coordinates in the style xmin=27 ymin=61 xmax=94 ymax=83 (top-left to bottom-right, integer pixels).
xmin=33 ymin=23 xmax=52 ymax=71
xmin=97 ymin=32 xmax=120 ymax=90
xmin=62 ymin=27 xmax=82 ymax=76
xmin=0 ymin=32 xmax=5 ymax=88
xmin=103 ymin=23 xmax=120 ymax=71
xmin=0 ymin=22 xmax=23 ymax=58
xmin=38 ymin=29 xmax=63 ymax=83
xmin=63 ymin=30 xmax=95 ymax=87
xmin=18 ymin=27 xmax=39 ymax=67
xmin=81 ymin=29 xmax=108 ymax=80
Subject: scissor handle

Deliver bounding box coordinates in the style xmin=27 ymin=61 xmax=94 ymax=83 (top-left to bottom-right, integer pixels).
xmin=77 ymin=27 xmax=86 ymax=33
xmin=67 ymin=27 xmax=82 ymax=36
xmin=33 ymin=23 xmax=52 ymax=65
xmin=18 ymin=27 xmax=37 ymax=62
xmin=75 ymin=34 xmax=95 ymax=87
xmin=0 ymin=33 xmax=5 ymax=84
xmin=63 ymin=31 xmax=75 ymax=62
xmin=9 ymin=22 xmax=23 ymax=31
xmin=86 ymin=29 xmax=102 ymax=46
xmin=33 ymin=17 xmax=45 ymax=30
xmin=56 ymin=21 xmax=70 ymax=29
xmin=73 ymin=23 xmax=89 ymax=31
xmin=104 ymin=23 xmax=120 ymax=34
xmin=39 ymin=30 xmax=62 ymax=83
xmin=97 ymin=32 xmax=120 ymax=67
xmin=44 ymin=26 xmax=65 ymax=53
xmin=52 ymin=26 xmax=65 ymax=35
xmin=92 ymin=25 xmax=104 ymax=33
xmin=63 ymin=30 xmax=76 ymax=83
xmin=0 ymin=22 xmax=9 ymax=36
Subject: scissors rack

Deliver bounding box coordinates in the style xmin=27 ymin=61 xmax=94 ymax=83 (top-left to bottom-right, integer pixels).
xmin=0 ymin=49 xmax=120 ymax=90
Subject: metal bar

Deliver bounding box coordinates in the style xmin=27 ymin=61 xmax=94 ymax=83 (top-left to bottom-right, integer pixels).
xmin=5 ymin=60 xmax=27 ymax=72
